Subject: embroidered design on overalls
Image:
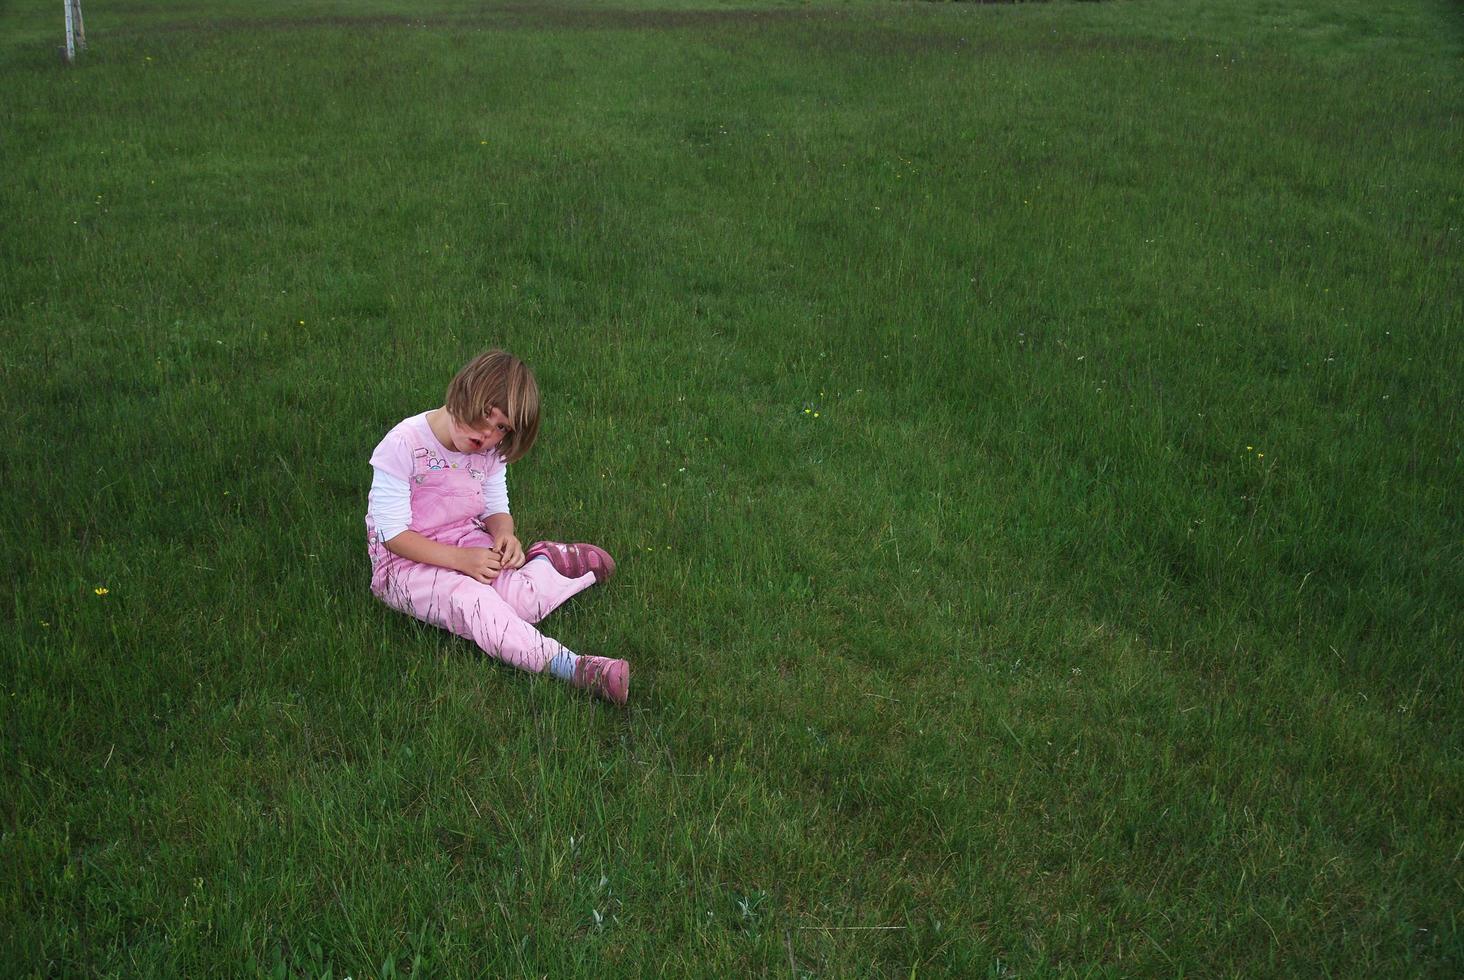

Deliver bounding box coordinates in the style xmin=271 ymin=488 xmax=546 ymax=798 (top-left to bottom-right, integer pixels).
xmin=412 ymin=446 xmax=450 ymax=482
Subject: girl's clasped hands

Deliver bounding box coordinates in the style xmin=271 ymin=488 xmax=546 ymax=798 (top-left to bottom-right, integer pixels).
xmin=455 ymin=530 xmax=526 ymax=584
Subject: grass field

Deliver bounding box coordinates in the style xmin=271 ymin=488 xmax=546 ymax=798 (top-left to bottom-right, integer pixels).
xmin=2 ymin=0 xmax=1461 ymax=974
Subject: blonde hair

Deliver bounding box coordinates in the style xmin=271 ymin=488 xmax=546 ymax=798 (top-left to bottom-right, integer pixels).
xmin=445 ymin=349 xmax=541 ymax=463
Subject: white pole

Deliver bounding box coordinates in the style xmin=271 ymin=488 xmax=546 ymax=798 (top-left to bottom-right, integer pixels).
xmin=62 ymin=0 xmax=75 ymax=63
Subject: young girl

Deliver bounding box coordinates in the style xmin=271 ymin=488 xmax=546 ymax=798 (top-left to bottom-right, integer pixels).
xmin=365 ymin=350 xmax=629 ymax=704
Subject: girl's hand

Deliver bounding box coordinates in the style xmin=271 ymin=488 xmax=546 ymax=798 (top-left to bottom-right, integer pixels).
xmin=454 ymin=547 xmax=504 ymax=584
xmin=493 ymin=533 xmax=527 ymax=570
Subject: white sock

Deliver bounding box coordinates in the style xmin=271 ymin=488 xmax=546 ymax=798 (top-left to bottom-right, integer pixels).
xmin=548 ymin=649 xmax=580 ymax=682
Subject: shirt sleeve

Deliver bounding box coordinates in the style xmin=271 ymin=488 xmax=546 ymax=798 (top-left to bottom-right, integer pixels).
xmin=369 ymin=426 xmax=413 ymax=481
xmin=367 ymin=425 xmax=415 ymax=541
xmin=368 ymin=467 xmax=413 ymax=542
xmin=481 ymin=459 xmax=510 ymax=517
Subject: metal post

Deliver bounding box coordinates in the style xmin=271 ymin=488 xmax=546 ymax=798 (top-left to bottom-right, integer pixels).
xmin=62 ymin=0 xmax=75 ymax=63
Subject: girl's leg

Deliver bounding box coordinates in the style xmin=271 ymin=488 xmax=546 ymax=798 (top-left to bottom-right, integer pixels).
xmin=378 ymin=562 xmax=567 ymax=673
xmin=456 ymin=526 xmax=598 ymax=623
xmin=374 ymin=559 xmax=630 ymax=703
xmin=442 ymin=576 xmax=571 ymax=673
xmin=491 ymin=559 xmax=596 ymax=624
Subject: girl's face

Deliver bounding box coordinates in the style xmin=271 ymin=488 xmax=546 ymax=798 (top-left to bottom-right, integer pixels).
xmin=449 ymin=406 xmax=513 ymax=455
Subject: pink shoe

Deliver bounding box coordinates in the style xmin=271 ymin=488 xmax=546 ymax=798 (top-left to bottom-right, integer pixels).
xmin=572 ymin=656 xmax=630 ymax=705
xmin=527 ymin=540 xmax=616 ymax=583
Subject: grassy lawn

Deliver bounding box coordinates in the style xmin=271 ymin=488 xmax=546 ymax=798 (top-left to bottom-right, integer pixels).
xmin=2 ymin=0 xmax=1460 ymax=974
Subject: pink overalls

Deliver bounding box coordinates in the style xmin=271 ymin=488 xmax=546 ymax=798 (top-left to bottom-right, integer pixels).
xmin=367 ymin=444 xmax=596 ymax=673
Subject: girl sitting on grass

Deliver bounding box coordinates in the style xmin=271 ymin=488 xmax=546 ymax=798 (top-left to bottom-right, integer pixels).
xmin=365 ymin=349 xmax=629 ymax=705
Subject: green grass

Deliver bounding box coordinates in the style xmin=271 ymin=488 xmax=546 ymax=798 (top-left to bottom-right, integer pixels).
xmin=2 ymin=0 xmax=1461 ymax=974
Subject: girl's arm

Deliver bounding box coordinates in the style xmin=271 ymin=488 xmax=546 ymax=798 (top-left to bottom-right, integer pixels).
xmin=477 ymin=464 xmax=525 ymax=568
xmin=385 ymin=531 xmax=504 ymax=584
